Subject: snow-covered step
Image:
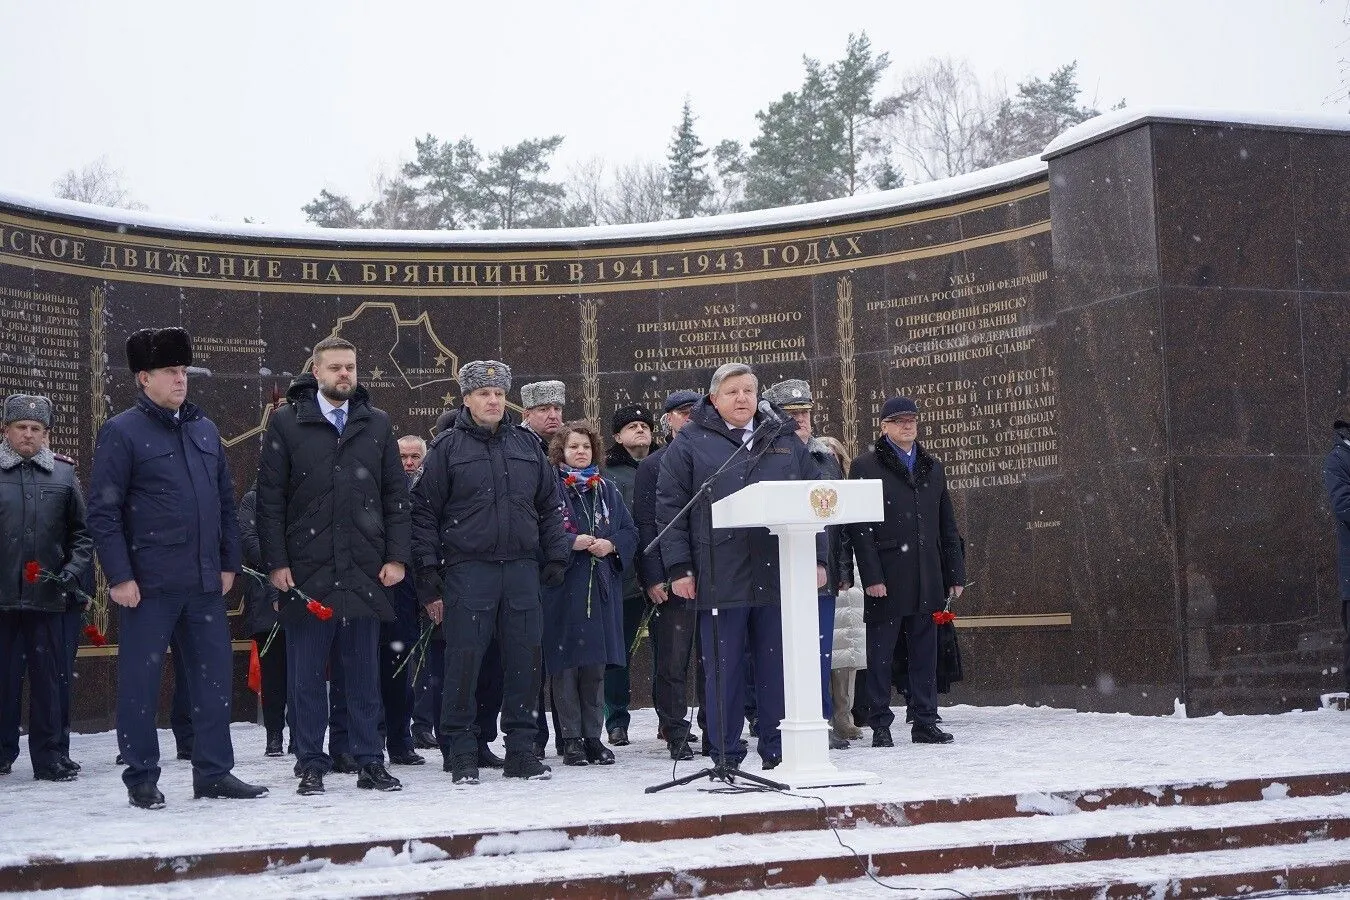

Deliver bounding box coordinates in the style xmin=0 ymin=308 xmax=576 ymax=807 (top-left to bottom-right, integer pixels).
xmin=714 ymin=840 xmax=1350 ymax=898
xmin=8 ymin=770 xmax=1348 ymax=892
xmin=11 ymin=795 xmax=1350 ymax=899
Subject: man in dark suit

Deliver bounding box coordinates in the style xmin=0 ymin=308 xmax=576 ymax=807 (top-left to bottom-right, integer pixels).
xmin=88 ymin=327 xmax=267 ymax=809
xmin=847 ymin=396 xmax=965 ymax=747
xmin=656 ymin=363 xmax=826 ymax=770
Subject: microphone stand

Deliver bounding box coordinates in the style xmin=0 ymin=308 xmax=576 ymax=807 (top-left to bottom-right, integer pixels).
xmin=646 ymin=411 xmax=788 ymax=794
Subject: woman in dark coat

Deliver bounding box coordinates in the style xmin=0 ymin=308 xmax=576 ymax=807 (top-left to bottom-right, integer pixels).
xmin=541 ymin=423 xmax=637 ymax=767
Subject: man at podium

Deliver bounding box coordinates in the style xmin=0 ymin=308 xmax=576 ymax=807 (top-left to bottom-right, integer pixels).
xmin=656 ymin=363 xmax=827 ymax=770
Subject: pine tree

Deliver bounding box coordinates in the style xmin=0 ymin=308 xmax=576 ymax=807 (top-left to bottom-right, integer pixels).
xmin=665 ymin=99 xmax=712 ymax=219
xmin=981 ymin=62 xmax=1101 ymax=164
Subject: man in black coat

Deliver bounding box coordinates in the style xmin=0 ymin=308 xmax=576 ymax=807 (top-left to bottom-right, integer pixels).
xmin=256 ymin=336 xmax=411 ymax=796
xmin=1323 ymin=420 xmax=1350 ymax=691
xmin=601 ymin=403 xmax=655 ymax=747
xmin=634 ymin=390 xmax=702 ymax=760
xmin=0 ymin=394 xmax=92 ymax=782
xmin=657 ymin=363 xmax=827 ymax=769
xmin=237 ymin=481 xmax=287 ymax=757
xmin=412 ymin=361 xmax=570 ymax=785
xmin=89 ymin=328 xmax=266 ymax=809
xmin=847 ymin=396 xmax=965 ymax=747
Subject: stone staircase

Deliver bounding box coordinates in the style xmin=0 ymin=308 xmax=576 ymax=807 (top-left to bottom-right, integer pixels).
xmin=6 ymin=771 xmax=1350 ymax=898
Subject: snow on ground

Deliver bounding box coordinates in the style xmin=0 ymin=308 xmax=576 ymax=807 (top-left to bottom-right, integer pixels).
xmin=2 ymin=703 xmax=1349 ymax=895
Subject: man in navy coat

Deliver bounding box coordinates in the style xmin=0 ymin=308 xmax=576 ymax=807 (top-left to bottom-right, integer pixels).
xmin=657 ymin=363 xmax=826 ymax=770
xmin=88 ymin=327 xmax=268 ymax=809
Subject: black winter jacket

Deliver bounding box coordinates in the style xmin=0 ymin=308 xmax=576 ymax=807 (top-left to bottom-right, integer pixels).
xmin=0 ymin=443 xmax=93 ymax=612
xmin=604 ymin=443 xmax=645 ymax=600
xmin=848 ymin=437 xmax=964 ymax=619
xmin=656 ymin=397 xmax=826 ymax=610
xmin=256 ymin=375 xmax=411 ymax=622
xmin=410 ymin=406 xmax=569 ymax=597
xmin=808 ymin=437 xmax=854 ymax=591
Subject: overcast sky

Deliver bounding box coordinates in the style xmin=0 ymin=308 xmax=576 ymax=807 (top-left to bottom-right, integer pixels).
xmin=1 ymin=0 xmax=1346 ymax=228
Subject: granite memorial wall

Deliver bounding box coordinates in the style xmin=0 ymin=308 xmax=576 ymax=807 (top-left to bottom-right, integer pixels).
xmin=0 ymin=110 xmax=1344 ymax=728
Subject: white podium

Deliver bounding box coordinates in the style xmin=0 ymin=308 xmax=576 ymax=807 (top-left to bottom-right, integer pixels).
xmin=711 ymin=479 xmax=884 ymax=789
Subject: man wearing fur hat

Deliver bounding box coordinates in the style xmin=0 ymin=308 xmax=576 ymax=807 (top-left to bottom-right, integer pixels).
xmin=411 ymin=361 xmax=570 ymax=784
xmin=0 ymin=394 xmax=93 ymax=781
xmin=88 ymin=327 xmax=267 ymax=809
xmin=256 ymin=335 xmax=411 ymax=797
xmin=518 ymin=380 xmax=566 ymax=454
xmin=601 ymin=403 xmax=655 ymax=746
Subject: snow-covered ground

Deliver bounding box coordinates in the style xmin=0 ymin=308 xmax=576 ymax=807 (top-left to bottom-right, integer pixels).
xmin=3 ymin=703 xmax=1350 ymax=898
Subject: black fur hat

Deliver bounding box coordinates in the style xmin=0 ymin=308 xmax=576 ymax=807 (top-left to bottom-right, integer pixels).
xmin=126 ymin=327 xmax=193 ymax=373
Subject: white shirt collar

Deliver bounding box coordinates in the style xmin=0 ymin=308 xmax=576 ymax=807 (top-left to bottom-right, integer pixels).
xmin=317 ymin=393 xmax=349 ymax=419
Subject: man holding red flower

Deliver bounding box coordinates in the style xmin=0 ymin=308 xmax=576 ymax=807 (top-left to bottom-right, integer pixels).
xmin=0 ymin=393 xmax=92 ymax=781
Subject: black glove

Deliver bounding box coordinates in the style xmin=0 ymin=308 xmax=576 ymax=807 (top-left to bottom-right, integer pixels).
xmin=541 ymin=560 xmax=566 ymax=587
xmin=416 ymin=567 xmax=441 ymax=603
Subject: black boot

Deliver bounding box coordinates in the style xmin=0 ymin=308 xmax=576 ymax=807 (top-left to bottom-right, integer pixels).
xmin=388 ymin=749 xmax=426 ymax=766
xmin=583 ymin=738 xmax=615 ymax=765
xmin=503 ymin=749 xmax=552 ymax=780
xmin=264 ymin=732 xmax=284 ymax=757
xmin=478 ymin=743 xmax=505 ymax=768
xmin=33 ymin=763 xmax=78 ymax=782
xmin=911 ymin=723 xmax=954 ymax=744
xmin=128 ymin=783 xmax=165 ymax=810
xmin=331 ymin=752 xmax=360 ymax=774
xmin=562 ymin=738 xmax=588 ymax=766
xmin=872 ymin=726 xmax=893 ymax=748
xmin=411 ymin=726 xmax=437 ymax=750
xmin=357 ymin=762 xmax=403 ymax=791
xmin=194 ymin=773 xmax=269 ymax=800
xmin=297 ymin=769 xmax=325 ymax=796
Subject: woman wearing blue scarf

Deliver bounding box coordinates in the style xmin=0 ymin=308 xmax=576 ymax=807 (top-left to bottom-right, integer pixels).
xmin=543 ymin=422 xmax=638 ymax=767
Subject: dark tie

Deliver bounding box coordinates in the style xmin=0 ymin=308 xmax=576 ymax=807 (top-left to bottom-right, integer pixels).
xmin=333 ymin=407 xmax=346 ymax=435
xmin=731 ymin=427 xmax=749 ymax=446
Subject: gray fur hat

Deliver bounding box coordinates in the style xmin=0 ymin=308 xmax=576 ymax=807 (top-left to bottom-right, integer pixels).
xmin=457 ymin=360 xmax=512 ymax=394
xmin=763 ymin=378 xmax=814 ymax=410
xmin=520 ymin=380 xmax=565 ymax=409
xmin=3 ymin=394 xmax=52 ymax=428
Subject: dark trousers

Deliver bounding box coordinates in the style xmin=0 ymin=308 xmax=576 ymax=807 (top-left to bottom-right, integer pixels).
xmin=420 ymin=637 xmax=505 ymax=747
xmin=56 ymin=606 xmax=82 ymax=755
xmin=818 ymin=593 xmax=836 ymax=720
xmin=1 ymin=627 xmax=25 ymax=765
xmin=602 ymin=591 xmax=647 ymax=732
xmin=0 ymin=610 xmax=64 ymax=772
xmin=865 ymin=610 xmax=938 ymax=729
xmin=252 ymin=630 xmax=288 ymax=736
xmin=169 ymin=631 xmax=194 ymax=753
xmin=650 ymin=599 xmax=702 ymax=737
xmin=116 ymin=592 xmax=235 ymax=788
xmin=379 ymin=592 xmax=419 ymax=755
xmin=1342 ymin=599 xmax=1350 ymax=693
xmin=439 ymin=560 xmax=541 ymax=757
xmin=288 ymin=615 xmax=383 ymax=773
xmin=699 ymin=605 xmax=784 ymax=763
xmin=551 ymin=665 xmax=605 ymax=740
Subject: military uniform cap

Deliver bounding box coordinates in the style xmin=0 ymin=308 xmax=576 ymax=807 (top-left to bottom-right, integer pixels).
xmin=3 ymin=394 xmax=52 ymax=428
xmin=764 ymin=378 xmax=814 ymax=410
xmin=457 ymin=360 xmax=512 ymax=394
xmin=520 ymin=380 xmax=565 ymax=409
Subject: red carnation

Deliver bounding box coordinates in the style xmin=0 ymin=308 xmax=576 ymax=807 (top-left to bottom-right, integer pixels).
xmin=82 ymin=624 xmax=108 ymax=647
xmin=563 ymin=474 xmax=579 ymax=487
xmin=23 ymin=561 xmax=41 ymax=584
xmin=932 ymin=609 xmax=956 ymax=626
xmin=586 ymin=474 xmax=602 ymax=487
xmin=306 ymin=598 xmax=334 ymax=621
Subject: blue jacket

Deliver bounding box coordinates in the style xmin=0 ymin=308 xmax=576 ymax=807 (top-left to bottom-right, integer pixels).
xmin=656 ymin=397 xmax=825 ymax=610
xmin=541 ymin=473 xmax=638 ymax=672
xmin=1325 ymin=421 xmax=1350 ymax=602
xmin=88 ymin=393 xmax=241 ymax=596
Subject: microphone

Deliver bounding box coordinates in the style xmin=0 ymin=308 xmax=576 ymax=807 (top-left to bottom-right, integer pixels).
xmin=756 ymin=399 xmax=782 ymax=423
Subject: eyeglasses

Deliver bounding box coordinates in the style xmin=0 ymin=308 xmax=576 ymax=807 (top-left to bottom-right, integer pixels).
xmin=882 ymin=416 xmax=919 ymax=424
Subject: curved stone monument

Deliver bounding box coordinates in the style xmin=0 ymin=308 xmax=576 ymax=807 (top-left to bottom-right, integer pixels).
xmin=2 ymin=107 xmax=1347 ymax=726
